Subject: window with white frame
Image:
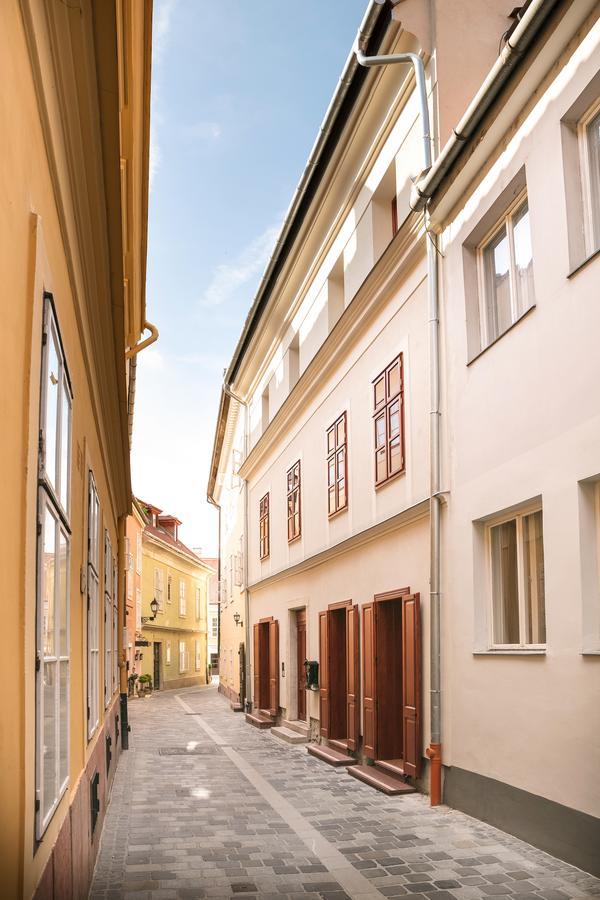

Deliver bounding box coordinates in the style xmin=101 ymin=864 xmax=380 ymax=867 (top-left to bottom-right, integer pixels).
xmin=488 ymin=507 xmax=546 ymax=647
xmin=179 ymin=640 xmax=188 ymax=673
xmin=580 ymin=100 xmax=600 ymax=255
xmin=154 ymin=567 xmax=164 ymax=611
xmin=179 ymin=579 xmax=186 ymax=616
xmin=104 ymin=531 xmax=113 ymax=708
xmin=135 ymin=587 xmax=141 ymax=632
xmin=195 ymin=586 xmax=201 ymax=620
xmin=211 ymin=617 xmax=218 ymax=639
xmin=195 ymin=639 xmax=202 ymax=671
xmin=36 ymin=294 xmax=72 ymax=838
xmin=87 ymin=473 xmax=100 ymax=739
xmin=167 ymin=574 xmax=172 ymax=603
xmin=478 ymin=194 xmax=534 ymax=348
xmin=166 ymin=640 xmax=171 ymax=665
xmin=136 ymin=532 xmax=142 ymax=574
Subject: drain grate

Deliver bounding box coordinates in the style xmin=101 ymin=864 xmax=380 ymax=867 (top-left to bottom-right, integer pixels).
xmin=159 ymin=746 xmax=221 ymax=756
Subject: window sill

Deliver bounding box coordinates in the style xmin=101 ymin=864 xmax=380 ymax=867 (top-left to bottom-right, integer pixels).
xmin=467 ymin=304 xmax=536 ymax=365
xmin=328 ymin=505 xmax=349 ymax=521
xmin=473 ymin=648 xmax=546 ymax=656
xmin=375 ymin=468 xmax=406 ymax=490
xmin=581 ymin=649 xmax=600 ymax=656
xmin=567 ymin=246 xmax=600 ymax=279
xmin=288 ymin=535 xmax=301 ymax=545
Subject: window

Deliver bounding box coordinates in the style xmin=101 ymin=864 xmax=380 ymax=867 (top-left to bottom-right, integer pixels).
xmin=104 ymin=531 xmax=112 ymax=708
xmin=287 ymin=461 xmax=301 ymax=542
xmin=35 ymin=296 xmax=72 ymax=838
xmin=179 ymin=579 xmax=186 ymax=617
xmin=391 ymin=195 xmax=399 ymax=236
xmin=154 ymin=567 xmax=164 ymax=611
xmin=211 ymin=617 xmax=218 ymax=639
xmin=87 ymin=473 xmax=100 ymax=740
xmin=179 ymin=640 xmax=188 ymax=673
xmin=112 ymin=559 xmax=118 ymax=693
xmin=327 ymin=412 xmax=348 ymax=516
xmin=195 ymin=639 xmax=202 ymax=671
xmin=479 ymin=196 xmax=534 ymax=347
xmin=195 ymin=586 xmax=201 ymax=621
xmin=259 ymin=493 xmax=270 ymax=559
xmin=135 ymin=587 xmax=141 ymax=632
xmin=166 ymin=641 xmax=171 ymax=665
xmin=373 ymin=354 xmax=405 ymax=486
xmin=136 ymin=533 xmax=142 ymax=574
xmin=489 ymin=508 xmax=546 ymax=647
xmin=581 ymin=102 xmax=600 ymax=254
xmin=167 ymin=574 xmax=172 ymax=603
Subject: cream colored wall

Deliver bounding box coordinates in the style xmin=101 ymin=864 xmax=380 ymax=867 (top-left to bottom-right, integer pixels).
xmin=440 ymin=17 xmax=600 ymax=818
xmin=125 ymin=512 xmax=144 ymax=676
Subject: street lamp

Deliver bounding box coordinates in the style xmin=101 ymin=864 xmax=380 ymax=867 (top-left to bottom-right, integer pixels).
xmin=233 ymin=612 xmax=243 ymax=628
xmin=142 ymin=597 xmax=159 ymax=625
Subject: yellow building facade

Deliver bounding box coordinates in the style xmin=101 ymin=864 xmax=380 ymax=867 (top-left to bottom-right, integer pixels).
xmin=139 ymin=504 xmax=211 ymax=690
xmin=0 ymin=2 xmax=153 ymax=898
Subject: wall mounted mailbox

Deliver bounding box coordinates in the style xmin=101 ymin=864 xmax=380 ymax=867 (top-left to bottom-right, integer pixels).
xmin=304 ymin=659 xmax=319 ymax=691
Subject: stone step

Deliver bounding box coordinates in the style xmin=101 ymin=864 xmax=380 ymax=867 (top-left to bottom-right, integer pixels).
xmin=347 ymin=764 xmax=416 ymax=795
xmin=230 ymin=702 xmax=244 ymax=713
xmin=307 ymin=743 xmax=355 ymax=767
xmin=281 ymin=719 xmax=310 ymax=738
xmin=328 ymin=738 xmax=349 ymax=753
xmin=271 ymin=726 xmax=308 ymax=745
xmin=375 ymin=758 xmax=405 ymax=778
xmin=245 ymin=712 xmax=273 ymax=729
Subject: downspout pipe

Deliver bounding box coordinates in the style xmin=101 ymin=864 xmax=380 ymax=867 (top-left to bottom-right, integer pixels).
xmin=206 ymin=494 xmax=222 ymax=674
xmin=409 ymin=0 xmax=561 ymax=211
xmin=355 ymin=41 xmax=442 ymax=805
xmin=222 ymin=383 xmax=251 ymax=710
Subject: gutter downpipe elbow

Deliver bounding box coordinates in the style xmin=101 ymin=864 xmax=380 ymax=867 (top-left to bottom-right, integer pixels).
xmin=356 ymin=41 xmax=442 ymax=805
xmin=125 ymin=320 xmax=159 ymax=359
xmin=222 ymin=383 xmax=251 ymax=709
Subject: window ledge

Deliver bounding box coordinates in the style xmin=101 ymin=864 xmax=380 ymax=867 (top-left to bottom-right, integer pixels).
xmin=567 ymin=246 xmax=600 ymax=279
xmin=473 ymin=648 xmax=546 ymax=656
xmin=467 ymin=304 xmax=536 ymax=365
xmin=328 ymin=505 xmax=349 ymax=521
xmin=581 ymin=649 xmax=600 ymax=656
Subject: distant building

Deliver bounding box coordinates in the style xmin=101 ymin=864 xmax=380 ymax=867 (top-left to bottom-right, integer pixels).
xmin=125 ymin=498 xmax=147 ymax=681
xmin=200 ymin=557 xmax=219 ymax=676
xmin=138 ymin=503 xmax=212 ymax=690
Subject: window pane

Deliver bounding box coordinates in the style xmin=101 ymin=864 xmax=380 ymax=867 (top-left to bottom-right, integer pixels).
xmin=287 ymin=471 xmax=293 ymax=493
xmin=45 ymin=329 xmax=60 ymax=492
xmin=375 ymin=447 xmax=386 ymax=482
xmin=338 ymin=479 xmax=346 ymax=509
xmin=59 ymin=660 xmax=68 ymax=788
xmin=58 ymin=530 xmax=68 ymax=657
xmin=588 ymin=110 xmax=600 ymax=249
xmin=42 ymin=505 xmax=56 ymax=658
xmin=327 ymin=428 xmax=335 ymax=454
xmin=60 ymin=379 xmax=71 ymax=511
xmin=389 ymin=400 xmax=400 ymax=438
xmin=42 ymin=661 xmax=57 ymax=820
xmin=336 ymin=416 xmax=345 ymax=446
xmin=491 ymin=519 xmax=520 ymax=644
xmin=374 ymin=376 xmax=385 ymax=410
xmin=513 ymin=202 xmax=534 ymax=315
xmin=387 ymin=360 xmax=400 ymax=398
xmin=375 ymin=414 xmax=385 ymax=449
xmin=336 ymin=448 xmax=345 ymax=481
xmin=389 ymin=436 xmax=402 ymax=474
xmin=484 ymin=225 xmax=511 ymax=342
xmin=328 ymin=486 xmax=336 ymax=515
xmin=328 ymin=457 xmax=335 ymax=488
xmin=523 ymin=510 xmax=546 ymax=644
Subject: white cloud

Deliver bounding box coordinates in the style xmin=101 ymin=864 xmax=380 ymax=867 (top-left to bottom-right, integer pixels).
xmin=198 ymin=221 xmax=282 ymax=309
xmin=149 ymin=126 xmax=162 ymax=190
xmin=153 ymin=0 xmax=177 ymax=63
xmin=184 ymin=121 xmax=222 ymax=142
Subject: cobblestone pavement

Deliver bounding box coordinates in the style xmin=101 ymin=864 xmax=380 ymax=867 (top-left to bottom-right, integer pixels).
xmin=90 ymin=686 xmax=599 ymax=900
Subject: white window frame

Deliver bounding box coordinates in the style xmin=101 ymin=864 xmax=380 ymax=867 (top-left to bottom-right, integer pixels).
xmin=154 ymin=567 xmax=164 ymax=611
xmin=35 ymin=295 xmax=72 ymax=839
xmin=477 ymin=190 xmax=534 ymax=349
xmin=195 ymin=586 xmax=201 ymax=621
xmin=179 ymin=640 xmax=188 ymax=673
xmin=179 ymin=579 xmax=186 ymax=617
xmin=87 ymin=473 xmax=100 ymax=739
xmin=195 ymin=639 xmax=202 ymax=671
xmin=211 ymin=617 xmax=218 ymax=639
xmin=486 ymin=503 xmax=546 ymax=651
xmin=578 ymin=96 xmax=600 ymax=257
xmin=136 ymin=532 xmax=142 ymax=574
xmin=104 ymin=530 xmax=112 ymax=708
xmin=135 ymin=586 xmax=141 ymax=632
xmin=166 ymin=640 xmax=171 ymax=665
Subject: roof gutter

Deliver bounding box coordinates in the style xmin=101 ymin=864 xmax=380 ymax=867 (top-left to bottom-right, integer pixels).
xmin=410 ymin=0 xmax=562 ymax=212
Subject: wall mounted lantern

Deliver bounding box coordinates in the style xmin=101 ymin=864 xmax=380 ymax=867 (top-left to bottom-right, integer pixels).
xmin=233 ymin=611 xmax=243 ymax=628
xmin=142 ymin=597 xmax=159 ymax=625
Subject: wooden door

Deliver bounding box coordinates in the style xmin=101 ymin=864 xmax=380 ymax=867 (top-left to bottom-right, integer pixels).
xmin=346 ymin=604 xmax=360 ymax=751
xmin=268 ymin=619 xmax=279 ymax=716
xmin=253 ymin=623 xmax=260 ymax=709
xmin=402 ymin=593 xmax=422 ymax=777
xmin=318 ymin=610 xmax=329 ymax=738
xmin=296 ymin=610 xmax=307 ymax=721
xmin=362 ymin=602 xmax=377 ymax=758
xmin=153 ymin=642 xmax=161 ymax=690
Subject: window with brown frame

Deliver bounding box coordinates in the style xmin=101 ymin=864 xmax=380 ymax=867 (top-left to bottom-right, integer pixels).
xmin=259 ymin=493 xmax=270 ymax=560
xmin=391 ymin=195 xmax=399 ymax=236
xmin=287 ymin=461 xmax=301 ymax=542
xmin=373 ymin=353 xmax=405 ymax=485
xmin=327 ymin=412 xmax=348 ymax=516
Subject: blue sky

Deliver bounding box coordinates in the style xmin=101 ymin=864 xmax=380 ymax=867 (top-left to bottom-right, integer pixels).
xmin=132 ymin=0 xmax=370 ymax=554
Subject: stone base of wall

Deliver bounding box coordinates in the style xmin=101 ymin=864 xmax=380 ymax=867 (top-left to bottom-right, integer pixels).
xmin=444 ymin=765 xmax=600 ymax=877
xmin=160 ymin=673 xmax=207 ymax=691
xmin=218 ymin=681 xmax=241 ymax=705
xmin=33 ymin=694 xmax=123 ymax=900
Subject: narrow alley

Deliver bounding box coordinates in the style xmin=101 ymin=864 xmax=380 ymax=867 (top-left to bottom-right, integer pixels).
xmin=90 ymin=689 xmax=599 ymax=900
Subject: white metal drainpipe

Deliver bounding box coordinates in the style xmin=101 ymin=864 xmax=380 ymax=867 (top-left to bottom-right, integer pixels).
xmin=355 ymin=43 xmax=443 ymax=805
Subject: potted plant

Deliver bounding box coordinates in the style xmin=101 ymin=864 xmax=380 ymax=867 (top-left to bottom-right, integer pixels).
xmin=137 ymin=674 xmax=153 ymax=696
xmin=127 ymin=672 xmax=138 ymax=698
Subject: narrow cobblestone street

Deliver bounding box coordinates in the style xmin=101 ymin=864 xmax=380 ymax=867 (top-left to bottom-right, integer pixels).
xmin=91 ymin=687 xmax=599 ymax=900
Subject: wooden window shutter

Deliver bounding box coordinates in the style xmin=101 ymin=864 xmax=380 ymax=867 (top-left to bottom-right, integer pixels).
xmin=253 ymin=623 xmax=260 ymax=709
xmin=268 ymin=619 xmax=279 ymax=716
xmin=362 ymin=602 xmax=377 ymax=758
xmin=401 ymin=593 xmax=422 ymax=777
xmin=318 ymin=610 xmax=329 ymax=738
xmin=345 ymin=604 xmax=360 ymax=752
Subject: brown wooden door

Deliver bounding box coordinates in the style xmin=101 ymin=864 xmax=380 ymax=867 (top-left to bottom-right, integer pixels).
xmin=318 ymin=610 xmax=329 ymax=738
xmin=346 ymin=604 xmax=360 ymax=751
xmin=253 ymin=623 xmax=260 ymax=709
xmin=297 ymin=610 xmax=307 ymax=721
xmin=268 ymin=619 xmax=279 ymax=716
xmin=362 ymin=602 xmax=377 ymax=758
xmin=402 ymin=593 xmax=422 ymax=777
